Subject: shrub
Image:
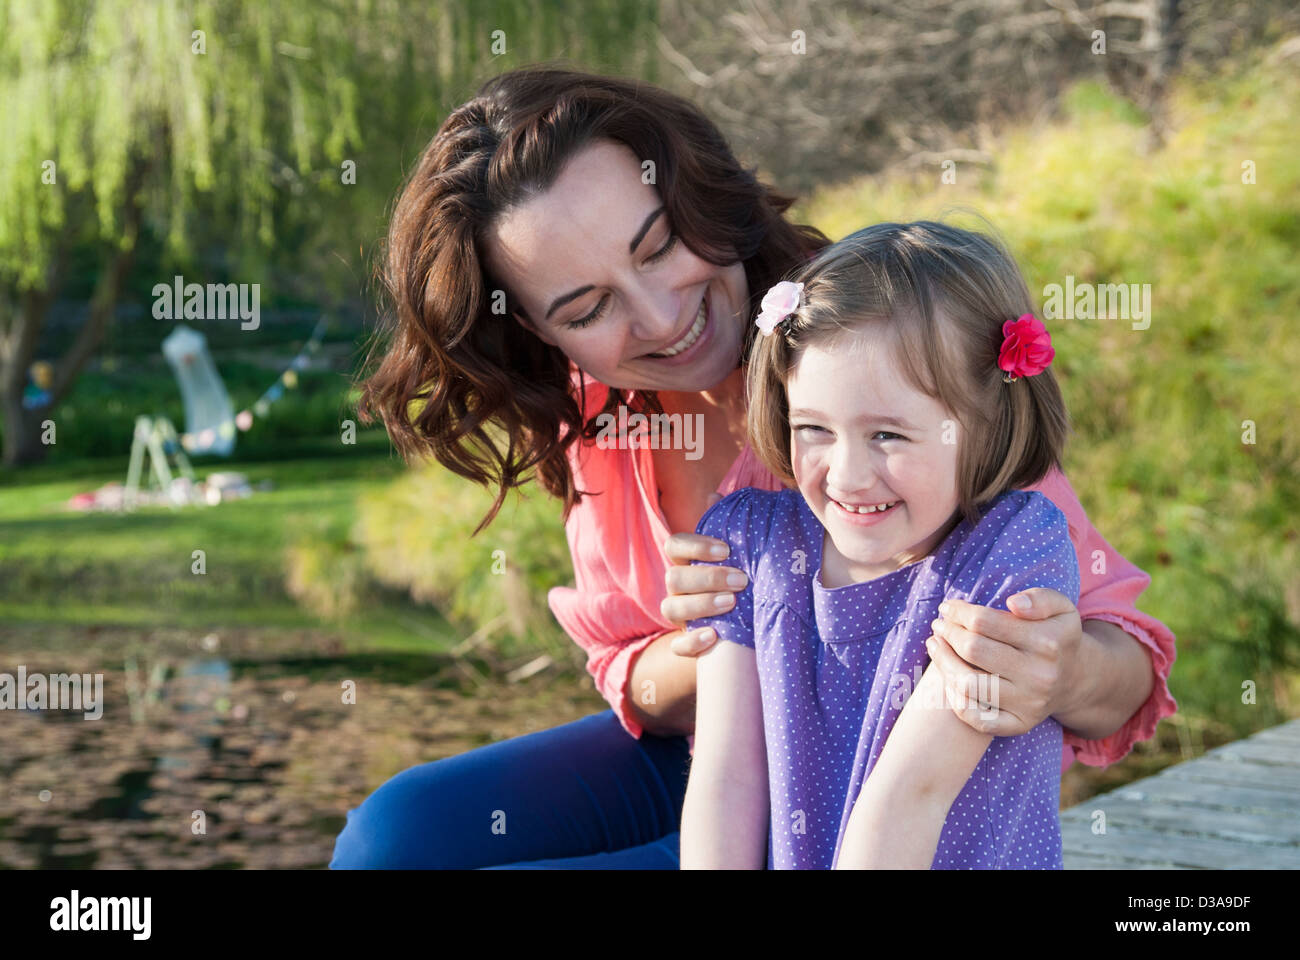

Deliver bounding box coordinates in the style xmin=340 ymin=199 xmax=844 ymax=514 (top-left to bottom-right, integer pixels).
xmin=353 ymin=457 xmax=574 ymax=661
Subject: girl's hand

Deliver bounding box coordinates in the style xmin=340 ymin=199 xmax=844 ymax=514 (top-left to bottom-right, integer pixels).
xmin=660 ymin=494 xmax=748 ymax=658
xmin=925 ymin=587 xmax=1083 ymax=737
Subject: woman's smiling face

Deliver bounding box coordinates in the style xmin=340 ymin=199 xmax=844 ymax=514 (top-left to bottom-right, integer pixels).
xmin=484 ymin=138 xmax=749 ymax=392
xmin=786 ymin=328 xmax=963 ymax=586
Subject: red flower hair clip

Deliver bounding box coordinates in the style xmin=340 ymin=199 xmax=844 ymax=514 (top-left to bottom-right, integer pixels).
xmin=997 ymin=313 xmax=1055 ymax=383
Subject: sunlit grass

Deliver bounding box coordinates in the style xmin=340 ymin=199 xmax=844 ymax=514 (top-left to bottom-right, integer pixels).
xmin=0 ymin=433 xmax=461 ymax=653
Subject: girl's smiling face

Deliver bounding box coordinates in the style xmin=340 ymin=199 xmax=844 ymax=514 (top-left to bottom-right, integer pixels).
xmin=484 ymin=139 xmax=749 ymax=393
xmin=786 ymin=327 xmax=962 ymax=586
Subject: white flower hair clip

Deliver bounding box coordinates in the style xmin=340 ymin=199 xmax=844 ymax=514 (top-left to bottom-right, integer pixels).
xmin=755 ymin=281 xmax=803 ymax=336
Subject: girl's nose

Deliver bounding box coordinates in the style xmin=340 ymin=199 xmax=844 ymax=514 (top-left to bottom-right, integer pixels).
xmin=826 ymin=441 xmax=876 ymax=497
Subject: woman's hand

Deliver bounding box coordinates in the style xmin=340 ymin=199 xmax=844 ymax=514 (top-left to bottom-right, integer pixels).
xmin=924 ymin=587 xmax=1084 ymax=737
xmin=660 ymin=495 xmax=748 ymax=658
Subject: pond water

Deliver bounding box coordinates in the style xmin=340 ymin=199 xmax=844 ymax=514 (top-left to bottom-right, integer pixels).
xmin=0 ymin=626 xmax=602 ymax=869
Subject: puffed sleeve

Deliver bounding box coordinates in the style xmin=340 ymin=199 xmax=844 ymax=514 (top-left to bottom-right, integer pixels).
xmin=685 ymin=488 xmax=761 ymax=649
xmin=946 ymin=490 xmax=1081 ymax=617
xmin=1029 ymin=468 xmax=1178 ymax=767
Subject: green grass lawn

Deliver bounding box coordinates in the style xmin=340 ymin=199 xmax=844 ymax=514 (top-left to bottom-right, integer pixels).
xmin=0 ymin=430 xmax=462 ymax=654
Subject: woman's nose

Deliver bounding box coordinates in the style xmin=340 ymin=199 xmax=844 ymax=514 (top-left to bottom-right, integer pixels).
xmin=626 ymin=276 xmax=688 ymax=345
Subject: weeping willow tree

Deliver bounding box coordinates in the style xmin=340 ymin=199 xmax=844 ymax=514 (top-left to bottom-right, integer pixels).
xmin=0 ymin=0 xmax=660 ymax=466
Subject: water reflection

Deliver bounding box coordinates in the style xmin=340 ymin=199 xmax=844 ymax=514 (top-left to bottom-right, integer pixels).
xmin=0 ymin=634 xmax=599 ymax=869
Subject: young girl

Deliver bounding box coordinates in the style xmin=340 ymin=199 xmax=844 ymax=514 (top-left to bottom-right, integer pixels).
xmin=679 ymin=221 xmax=1081 ymax=870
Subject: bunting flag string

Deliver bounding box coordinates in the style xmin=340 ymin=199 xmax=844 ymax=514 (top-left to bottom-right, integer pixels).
xmin=178 ymin=317 xmax=329 ymax=452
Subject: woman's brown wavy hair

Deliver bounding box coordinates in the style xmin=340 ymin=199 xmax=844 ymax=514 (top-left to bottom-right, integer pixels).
xmin=353 ymin=63 xmax=831 ymax=534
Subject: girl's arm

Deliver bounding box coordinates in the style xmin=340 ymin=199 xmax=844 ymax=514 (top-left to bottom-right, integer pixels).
xmin=835 ymin=661 xmax=991 ymax=869
xmin=680 ymin=640 xmax=769 ymax=869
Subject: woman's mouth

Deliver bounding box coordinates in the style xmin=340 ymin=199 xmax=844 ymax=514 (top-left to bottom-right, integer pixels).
xmin=645 ymin=299 xmax=710 ymax=362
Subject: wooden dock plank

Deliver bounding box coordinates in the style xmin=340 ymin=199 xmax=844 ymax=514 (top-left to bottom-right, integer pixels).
xmin=1061 ymin=796 xmax=1300 ymax=844
xmin=1061 ymin=717 xmax=1300 ymax=869
xmin=1204 ymin=741 xmax=1300 ymax=766
xmin=1061 ymin=819 xmax=1299 ymax=868
xmin=1062 ymin=849 xmax=1193 ymax=870
xmin=1096 ymin=780 xmax=1300 ymax=819
xmin=1157 ymin=759 xmax=1300 ymax=793
xmin=1243 ymin=724 xmax=1300 ymax=745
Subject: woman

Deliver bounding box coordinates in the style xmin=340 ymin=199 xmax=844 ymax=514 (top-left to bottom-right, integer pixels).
xmin=330 ymin=64 xmax=1176 ymax=869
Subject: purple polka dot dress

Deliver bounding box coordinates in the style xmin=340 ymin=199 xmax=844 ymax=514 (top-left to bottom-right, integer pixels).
xmin=687 ymin=488 xmax=1080 ymax=869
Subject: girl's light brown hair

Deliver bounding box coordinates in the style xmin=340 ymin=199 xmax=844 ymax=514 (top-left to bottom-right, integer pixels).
xmin=747 ymin=220 xmax=1071 ymax=529
xmin=353 ymin=64 xmax=831 ymax=534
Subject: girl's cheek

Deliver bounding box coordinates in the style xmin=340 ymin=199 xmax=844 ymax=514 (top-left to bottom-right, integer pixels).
xmin=897 ymin=446 xmax=954 ymax=495
xmin=792 ymin=445 xmax=826 ymax=479
xmin=878 ymin=455 xmax=920 ymax=496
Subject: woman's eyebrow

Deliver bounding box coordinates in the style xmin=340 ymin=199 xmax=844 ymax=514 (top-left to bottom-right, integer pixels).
xmin=544 ymin=285 xmax=596 ymax=323
xmin=543 ymin=206 xmax=666 ymax=324
xmin=628 ymin=205 xmax=665 ymax=255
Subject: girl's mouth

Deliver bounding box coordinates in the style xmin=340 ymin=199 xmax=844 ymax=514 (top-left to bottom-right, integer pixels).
xmin=829 ymin=498 xmax=901 ymax=525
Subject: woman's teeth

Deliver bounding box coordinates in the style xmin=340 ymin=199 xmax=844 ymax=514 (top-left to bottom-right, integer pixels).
xmin=833 ymin=499 xmax=899 ymax=514
xmin=648 ymin=301 xmax=707 ymax=358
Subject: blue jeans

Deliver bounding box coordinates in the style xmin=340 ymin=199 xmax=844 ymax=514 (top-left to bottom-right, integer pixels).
xmin=329 ymin=709 xmax=691 ymax=868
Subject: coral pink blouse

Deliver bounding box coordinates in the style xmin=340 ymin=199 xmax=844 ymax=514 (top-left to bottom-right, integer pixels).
xmin=546 ymin=364 xmax=1178 ymax=772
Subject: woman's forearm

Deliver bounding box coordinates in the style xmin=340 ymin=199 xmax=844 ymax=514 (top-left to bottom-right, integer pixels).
xmin=624 ymin=628 xmax=699 ymax=737
xmin=1053 ymin=619 xmax=1155 ymax=740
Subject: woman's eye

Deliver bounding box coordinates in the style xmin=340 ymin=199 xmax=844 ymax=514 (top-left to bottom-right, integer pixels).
xmin=644 ymin=234 xmax=678 ymax=265
xmin=872 ymin=431 xmax=904 ymax=441
xmin=568 ymin=295 xmax=609 ymax=330
xmin=793 ymin=424 xmax=826 ymax=434
xmin=565 ymin=235 xmax=677 ymax=330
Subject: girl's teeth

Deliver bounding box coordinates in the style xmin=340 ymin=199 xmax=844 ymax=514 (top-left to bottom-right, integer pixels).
xmin=649 ymin=302 xmax=707 ymax=358
xmin=836 ymin=499 xmax=898 ymax=514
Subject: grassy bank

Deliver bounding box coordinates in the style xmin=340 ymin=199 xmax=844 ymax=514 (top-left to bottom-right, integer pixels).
xmin=0 ymin=431 xmax=464 ymax=654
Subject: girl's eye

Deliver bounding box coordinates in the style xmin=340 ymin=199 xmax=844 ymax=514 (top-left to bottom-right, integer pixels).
xmin=644 ymin=233 xmax=678 ymax=265
xmin=567 ymin=295 xmax=609 ymax=330
xmin=793 ymin=425 xmax=903 ymax=441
